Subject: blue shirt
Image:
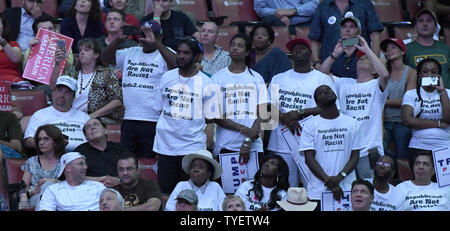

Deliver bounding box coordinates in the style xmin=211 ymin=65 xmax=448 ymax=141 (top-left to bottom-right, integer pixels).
xmin=254 ymin=0 xmax=319 ymax=25
xmin=331 ymin=50 xmax=358 ymax=79
xmin=308 ymin=0 xmax=384 ymax=61
xmin=251 ymin=47 xmax=292 ymax=83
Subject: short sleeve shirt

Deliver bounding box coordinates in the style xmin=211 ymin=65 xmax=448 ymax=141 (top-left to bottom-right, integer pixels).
xmin=24 ymin=155 xmax=61 ymax=191
xmin=115 ymin=178 xmax=162 ymax=210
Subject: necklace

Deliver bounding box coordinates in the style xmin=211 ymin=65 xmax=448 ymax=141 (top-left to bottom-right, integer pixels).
xmin=79 ymin=71 xmax=95 ymax=94
xmin=179 ymin=69 xmax=197 ymax=91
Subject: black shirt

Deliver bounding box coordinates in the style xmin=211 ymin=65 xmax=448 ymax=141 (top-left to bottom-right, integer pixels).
xmin=74 ymin=141 xmax=128 ymax=177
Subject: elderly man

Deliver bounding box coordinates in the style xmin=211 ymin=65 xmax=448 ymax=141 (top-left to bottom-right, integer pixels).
xmin=39 ymin=152 xmax=106 ymax=211
xmin=24 ymin=76 xmax=91 ymax=151
xmin=74 ymin=118 xmax=128 ymax=187
xmin=99 ymin=188 xmax=125 ymax=211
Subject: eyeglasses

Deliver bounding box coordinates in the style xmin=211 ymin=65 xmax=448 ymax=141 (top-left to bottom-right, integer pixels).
xmin=118 ymin=167 xmax=137 ymax=173
xmin=376 ymin=161 xmax=391 ymax=168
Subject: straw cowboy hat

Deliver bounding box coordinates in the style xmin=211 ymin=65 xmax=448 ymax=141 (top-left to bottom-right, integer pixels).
xmin=182 ymin=150 xmax=223 ymax=180
xmin=277 ymin=187 xmax=317 ymax=211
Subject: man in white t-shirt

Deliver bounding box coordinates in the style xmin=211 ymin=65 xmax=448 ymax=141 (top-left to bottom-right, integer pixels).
xmin=370 ymin=155 xmax=405 ymax=211
xmin=268 ymin=38 xmax=338 ymax=187
xmin=39 ymin=152 xmax=106 ymax=211
xmin=320 ymin=35 xmax=390 ymax=179
xmin=299 ymin=85 xmax=363 ymax=207
xmin=153 ymin=37 xmax=220 ymax=194
xmin=24 ymin=76 xmax=91 ymax=151
xmin=102 ymin=20 xmax=176 ymax=158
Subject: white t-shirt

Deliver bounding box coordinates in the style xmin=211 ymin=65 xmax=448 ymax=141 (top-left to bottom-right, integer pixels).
xmin=153 ymin=69 xmax=220 ymax=156
xmin=164 ymin=180 xmax=226 ymax=211
xmin=298 ymin=113 xmax=364 ymax=200
xmin=211 ymin=67 xmax=268 ymax=155
xmin=24 ymin=106 xmax=91 ymax=151
xmin=234 ymin=180 xmax=287 ymax=211
xmin=72 ymin=71 xmax=95 ymax=113
xmin=334 ymin=77 xmax=388 ymax=157
xmin=368 ymin=179 xmax=405 ymax=211
xmin=267 ymin=69 xmax=338 ymax=153
xmin=38 ymin=180 xmax=106 ymax=211
xmin=116 ymin=46 xmax=169 ymax=122
xmin=402 ymin=88 xmax=450 ymax=150
xmin=396 ymin=180 xmax=450 ymax=211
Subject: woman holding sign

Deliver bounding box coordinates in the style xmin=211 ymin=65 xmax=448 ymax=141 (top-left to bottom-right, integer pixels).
xmin=0 ymin=13 xmax=23 ymax=83
xmin=51 ymin=38 xmax=123 ymax=124
xmin=211 ymin=33 xmax=268 ymax=164
xmin=401 ymin=58 xmax=450 ymax=155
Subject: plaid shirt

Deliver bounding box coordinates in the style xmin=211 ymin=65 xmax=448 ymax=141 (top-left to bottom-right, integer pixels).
xmin=201 ymin=46 xmax=231 ymax=77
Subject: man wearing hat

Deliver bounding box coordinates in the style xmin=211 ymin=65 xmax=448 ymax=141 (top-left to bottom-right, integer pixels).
xmin=175 ymin=189 xmax=198 ymax=211
xmin=102 ymin=20 xmax=176 ymax=159
xmin=24 ymin=75 xmax=91 ymax=151
xmin=319 ymin=35 xmax=390 ymax=179
xmin=164 ymin=150 xmax=225 ymax=211
xmin=267 ymin=37 xmax=337 ymax=188
xmin=405 ymin=9 xmax=449 ymax=89
xmin=308 ymin=0 xmax=384 ymax=70
xmin=39 ymin=152 xmax=106 ymax=211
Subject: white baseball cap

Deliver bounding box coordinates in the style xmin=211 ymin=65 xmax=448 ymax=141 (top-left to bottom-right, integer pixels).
xmin=56 ymin=75 xmax=77 ymax=92
xmin=57 ymin=152 xmax=86 ymax=177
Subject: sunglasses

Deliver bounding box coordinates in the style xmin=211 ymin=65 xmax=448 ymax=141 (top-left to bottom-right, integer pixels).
xmin=376 ymin=161 xmax=391 ymax=168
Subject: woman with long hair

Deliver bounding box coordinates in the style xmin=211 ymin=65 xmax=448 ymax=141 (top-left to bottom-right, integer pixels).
xmin=51 ymin=38 xmax=123 ymax=124
xmin=234 ymin=154 xmax=289 ymax=211
xmin=401 ymin=58 xmax=450 ymax=155
xmin=212 ymin=33 xmax=267 ymax=164
xmin=60 ymin=0 xmax=104 ymax=54
xmin=21 ymin=125 xmax=66 ymax=208
xmin=380 ymin=38 xmax=416 ymax=176
xmin=0 ymin=13 xmax=23 ymax=83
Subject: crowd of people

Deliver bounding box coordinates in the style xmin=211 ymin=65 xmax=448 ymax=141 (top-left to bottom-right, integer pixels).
xmin=0 ymin=0 xmax=449 ymax=211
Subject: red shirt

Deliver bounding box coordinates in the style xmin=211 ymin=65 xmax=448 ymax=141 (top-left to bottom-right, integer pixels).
xmin=0 ymin=41 xmax=22 ymax=83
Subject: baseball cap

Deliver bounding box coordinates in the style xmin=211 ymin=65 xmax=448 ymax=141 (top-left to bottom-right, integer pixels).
xmin=380 ymin=38 xmax=406 ymax=53
xmin=341 ymin=16 xmax=362 ymax=32
xmin=176 ymin=189 xmax=198 ymax=205
xmin=416 ymin=9 xmax=438 ymax=25
xmin=57 ymin=152 xmax=86 ymax=177
xmin=286 ymin=38 xmax=311 ymax=51
xmin=141 ymin=20 xmax=162 ymax=35
xmin=56 ymin=75 xmax=77 ymax=92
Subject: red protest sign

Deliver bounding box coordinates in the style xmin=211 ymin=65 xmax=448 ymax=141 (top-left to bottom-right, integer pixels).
xmin=0 ymin=81 xmax=12 ymax=112
xmin=22 ymin=28 xmax=73 ymax=85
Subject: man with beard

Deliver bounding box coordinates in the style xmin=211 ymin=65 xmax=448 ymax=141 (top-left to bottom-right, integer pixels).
xmin=267 ymin=38 xmax=337 ymax=187
xmin=153 ymin=37 xmax=219 ymax=194
xmin=370 ymin=155 xmax=405 ymax=211
xmin=39 ymin=152 xmax=106 ymax=211
xmin=102 ymin=20 xmax=176 ymax=158
xmin=299 ymin=85 xmax=363 ymax=209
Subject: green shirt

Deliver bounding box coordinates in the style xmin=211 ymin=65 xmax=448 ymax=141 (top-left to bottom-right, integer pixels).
xmin=405 ymin=40 xmax=450 ymax=89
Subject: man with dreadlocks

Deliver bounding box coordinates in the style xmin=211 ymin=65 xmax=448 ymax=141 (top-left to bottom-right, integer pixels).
xmin=401 ymin=58 xmax=450 ymax=155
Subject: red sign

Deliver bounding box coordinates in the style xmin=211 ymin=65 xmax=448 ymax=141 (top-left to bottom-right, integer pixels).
xmin=22 ymin=28 xmax=73 ymax=85
xmin=0 ymin=81 xmax=12 ymax=112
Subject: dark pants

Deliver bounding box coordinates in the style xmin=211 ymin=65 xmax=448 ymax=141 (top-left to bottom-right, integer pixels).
xmin=157 ymin=154 xmax=190 ymax=194
xmin=120 ymin=120 xmax=158 ymax=158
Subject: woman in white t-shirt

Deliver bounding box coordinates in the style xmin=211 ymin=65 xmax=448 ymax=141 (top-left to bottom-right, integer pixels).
xmin=401 ymin=58 xmax=450 ymax=154
xmin=397 ymin=151 xmax=450 ymax=211
xmin=234 ymin=154 xmax=289 ymax=211
xmin=165 ymin=150 xmax=225 ymax=211
xmin=211 ymin=33 xmax=267 ymax=163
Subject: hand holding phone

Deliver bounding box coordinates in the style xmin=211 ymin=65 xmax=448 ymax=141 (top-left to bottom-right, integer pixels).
xmin=421 ymin=76 xmax=439 ymax=87
xmin=342 ymin=37 xmax=359 ymax=47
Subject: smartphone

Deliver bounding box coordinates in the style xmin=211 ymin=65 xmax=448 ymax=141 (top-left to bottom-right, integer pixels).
xmin=421 ymin=76 xmax=439 ymax=86
xmin=123 ymin=25 xmax=140 ymax=36
xmin=57 ymin=40 xmax=66 ymax=51
xmin=342 ymin=37 xmax=359 ymax=47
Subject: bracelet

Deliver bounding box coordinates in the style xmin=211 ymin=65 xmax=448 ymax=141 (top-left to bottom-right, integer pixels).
xmin=330 ymin=53 xmax=337 ymax=60
xmin=153 ymin=17 xmax=160 ymax=20
xmin=0 ymin=38 xmax=7 ymax=47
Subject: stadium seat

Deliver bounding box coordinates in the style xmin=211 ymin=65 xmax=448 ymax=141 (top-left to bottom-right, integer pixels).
xmin=294 ymin=26 xmax=311 ymax=42
xmin=106 ymin=123 xmax=121 ymax=143
xmin=246 ymin=25 xmax=292 ymax=53
xmin=444 ymin=27 xmax=450 ymax=47
xmin=0 ymin=0 xmax=6 ymax=13
xmin=211 ymin=0 xmax=259 ymax=26
xmin=372 ymin=0 xmax=404 ymax=22
xmin=215 ymin=25 xmax=239 ymax=51
xmin=176 ymin=0 xmax=209 ymax=22
xmin=41 ymin=0 xmax=58 ymax=18
xmin=11 ymin=89 xmax=47 ymax=117
xmin=10 ymin=0 xmax=23 ymax=7
xmin=393 ymin=24 xmax=416 ymax=41
xmin=380 ymin=26 xmax=390 ymax=41
xmin=138 ymin=157 xmax=158 ymax=182
xmin=404 ymin=0 xmax=421 ymax=21
xmin=4 ymin=158 xmax=27 ymax=211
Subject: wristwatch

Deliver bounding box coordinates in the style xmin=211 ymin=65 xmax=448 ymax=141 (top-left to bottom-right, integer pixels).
xmin=0 ymin=38 xmax=7 ymax=47
xmin=340 ymin=172 xmax=347 ymax=178
xmin=244 ymin=137 xmax=251 ymax=143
